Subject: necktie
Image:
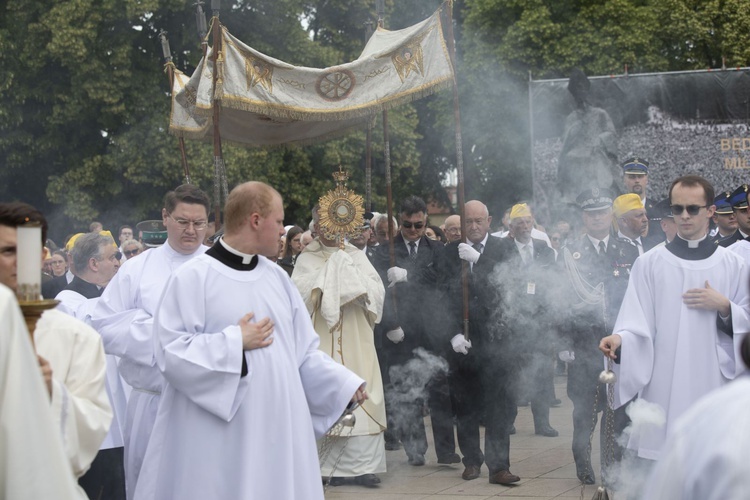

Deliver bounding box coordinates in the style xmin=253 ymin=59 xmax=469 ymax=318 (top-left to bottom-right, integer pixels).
xmin=409 ymin=241 xmax=417 ymax=262
xmin=598 ymin=241 xmax=606 ymax=255
xmin=524 ymin=245 xmax=533 ymax=265
xmin=472 ymin=242 xmax=484 ymax=253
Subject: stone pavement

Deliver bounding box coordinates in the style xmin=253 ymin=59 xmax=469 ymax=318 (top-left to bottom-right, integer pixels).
xmin=326 ymin=376 xmax=608 ymax=500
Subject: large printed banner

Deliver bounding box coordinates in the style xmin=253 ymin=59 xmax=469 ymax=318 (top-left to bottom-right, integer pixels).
xmin=170 ymin=4 xmax=453 ymax=147
xmin=530 ymin=69 xmax=750 ymax=225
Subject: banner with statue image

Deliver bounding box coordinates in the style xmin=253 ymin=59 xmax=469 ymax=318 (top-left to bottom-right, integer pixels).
xmin=530 ymin=68 xmax=750 ymax=226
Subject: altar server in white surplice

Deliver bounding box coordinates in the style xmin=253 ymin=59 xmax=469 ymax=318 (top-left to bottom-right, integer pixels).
xmin=292 ymin=205 xmax=386 ymax=487
xmin=642 ymin=336 xmax=750 ymax=500
xmin=134 ymin=181 xmax=367 ymax=500
xmin=0 ymin=201 xmax=111 ymax=500
xmin=0 ymin=284 xmax=84 ymax=500
xmin=600 ymin=175 xmax=750 ymax=464
xmin=91 ymin=184 xmax=210 ymax=500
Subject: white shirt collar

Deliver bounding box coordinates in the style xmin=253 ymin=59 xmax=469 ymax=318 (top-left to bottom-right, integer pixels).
xmin=465 ymin=232 xmax=489 ymax=250
xmin=219 ymin=237 xmax=256 ymax=264
xmin=587 ymin=234 xmax=610 ymax=249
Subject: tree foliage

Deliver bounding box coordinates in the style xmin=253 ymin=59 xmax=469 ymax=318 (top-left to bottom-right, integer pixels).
xmin=1 ymin=0 xmax=748 ymax=240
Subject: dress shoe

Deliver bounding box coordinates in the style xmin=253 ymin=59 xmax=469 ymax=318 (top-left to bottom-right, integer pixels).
xmin=488 ymin=469 xmax=520 ymax=485
xmin=461 ymin=464 xmax=481 ymax=480
xmin=437 ymin=452 xmax=461 ymax=464
xmin=509 ymin=425 xmax=516 ymax=435
xmin=384 ymin=441 xmax=402 ymax=451
xmin=551 ymin=398 xmax=562 ymax=407
xmin=327 ymin=476 xmax=346 ymax=486
xmin=577 ymin=470 xmax=596 ymax=485
xmin=534 ymin=424 xmax=559 ymax=437
xmin=354 ymin=474 xmax=381 ymax=487
xmin=407 ymin=453 xmax=425 ymax=466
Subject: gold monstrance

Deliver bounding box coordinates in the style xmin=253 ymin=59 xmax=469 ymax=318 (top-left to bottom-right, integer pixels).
xmin=318 ymin=166 xmax=365 ymax=249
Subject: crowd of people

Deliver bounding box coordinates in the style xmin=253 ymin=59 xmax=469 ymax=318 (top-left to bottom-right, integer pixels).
xmin=2 ymin=157 xmax=750 ymax=500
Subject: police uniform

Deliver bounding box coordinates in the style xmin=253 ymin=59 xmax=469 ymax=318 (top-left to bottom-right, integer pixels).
xmin=711 ymin=191 xmax=736 ymax=245
xmin=719 ymin=185 xmax=750 ymax=247
xmin=560 ymin=188 xmax=638 ymax=484
xmin=621 ymin=157 xmax=664 ymax=244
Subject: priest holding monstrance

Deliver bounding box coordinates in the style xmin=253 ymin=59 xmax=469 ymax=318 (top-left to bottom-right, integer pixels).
xmin=292 ymin=168 xmax=387 ymax=487
xmin=133 ymin=181 xmax=367 ymax=500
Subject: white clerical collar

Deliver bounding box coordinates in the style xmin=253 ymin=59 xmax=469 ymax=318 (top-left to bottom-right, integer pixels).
xmin=676 ymin=233 xmax=708 ymax=249
xmin=465 ymin=232 xmax=489 ymax=249
xmin=587 ymin=234 xmax=610 ymax=249
xmin=219 ymin=237 xmax=256 ymax=264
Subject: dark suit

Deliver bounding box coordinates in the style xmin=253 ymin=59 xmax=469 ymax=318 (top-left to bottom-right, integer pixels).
xmin=502 ymin=238 xmax=560 ymax=431
xmin=441 ymin=235 xmax=519 ymax=474
xmin=372 ymin=234 xmax=454 ymax=460
xmin=560 ymin=234 xmax=637 ymax=479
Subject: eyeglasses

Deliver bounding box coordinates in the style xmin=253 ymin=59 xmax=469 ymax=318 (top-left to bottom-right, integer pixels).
xmin=104 ymin=251 xmax=122 ymax=262
xmin=670 ymin=204 xmax=707 ymax=216
xmin=123 ymin=249 xmax=140 ymax=257
xmin=168 ymin=213 xmax=208 ymax=230
xmin=401 ymin=221 xmax=424 ymax=229
xmin=50 ymin=260 xmax=66 ymax=265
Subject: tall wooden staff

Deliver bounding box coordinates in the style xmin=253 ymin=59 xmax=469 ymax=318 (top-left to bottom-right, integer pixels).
xmin=159 ymin=31 xmax=192 ymax=185
xmin=364 ymin=20 xmax=375 ymax=213
xmin=443 ymin=1 xmax=470 ymax=339
xmin=209 ymin=0 xmax=227 ymax=230
xmin=376 ymin=0 xmax=397 ymax=276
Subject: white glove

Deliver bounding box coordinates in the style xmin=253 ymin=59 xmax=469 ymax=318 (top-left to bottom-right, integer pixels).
xmin=558 ymin=350 xmax=575 ymax=363
xmin=386 ymin=267 xmax=408 ymax=288
xmin=450 ymin=333 xmax=472 ymax=355
xmin=386 ymin=327 xmax=405 ymax=344
xmin=458 ymin=243 xmax=481 ymax=264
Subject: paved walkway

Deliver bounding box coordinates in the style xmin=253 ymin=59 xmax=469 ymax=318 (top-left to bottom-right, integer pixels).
xmin=326 ymin=376 xmax=608 ymax=500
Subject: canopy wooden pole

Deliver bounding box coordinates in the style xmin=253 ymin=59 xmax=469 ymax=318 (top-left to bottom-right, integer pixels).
xmin=376 ymin=2 xmax=399 ymax=313
xmin=210 ymin=1 xmax=225 ymax=230
xmin=443 ymin=1 xmax=470 ymax=340
xmin=364 ymin=20 xmax=374 ymax=213
xmin=159 ymin=31 xmax=192 ymax=185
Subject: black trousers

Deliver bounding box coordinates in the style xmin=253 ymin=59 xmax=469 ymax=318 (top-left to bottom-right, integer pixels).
xmin=567 ymin=359 xmax=630 ymax=476
xmin=78 ymin=446 xmax=126 ymax=500
xmin=380 ymin=347 xmax=456 ymax=459
xmin=519 ymin=351 xmax=555 ymax=429
xmin=449 ymin=352 xmax=518 ymax=474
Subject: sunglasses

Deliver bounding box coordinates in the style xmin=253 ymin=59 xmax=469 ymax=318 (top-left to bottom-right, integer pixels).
xmin=401 ymin=221 xmax=425 ymax=229
xmin=124 ymin=249 xmax=140 ymax=257
xmin=670 ymin=204 xmax=707 ymax=216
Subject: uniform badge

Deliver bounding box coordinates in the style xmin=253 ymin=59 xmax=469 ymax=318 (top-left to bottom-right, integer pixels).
xmin=573 ymin=252 xmax=581 ymax=260
xmin=613 ymin=269 xmax=620 ymax=277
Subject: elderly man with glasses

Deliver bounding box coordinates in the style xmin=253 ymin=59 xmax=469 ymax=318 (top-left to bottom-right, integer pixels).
xmin=92 ymin=184 xmax=211 ymax=500
xmin=600 ymin=175 xmax=750 ymax=493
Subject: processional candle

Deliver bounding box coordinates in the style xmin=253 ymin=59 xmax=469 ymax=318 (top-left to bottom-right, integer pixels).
xmin=16 ymin=224 xmax=42 ymax=301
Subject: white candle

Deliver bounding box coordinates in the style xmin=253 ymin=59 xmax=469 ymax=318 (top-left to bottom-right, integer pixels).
xmin=16 ymin=225 xmax=42 ymax=301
